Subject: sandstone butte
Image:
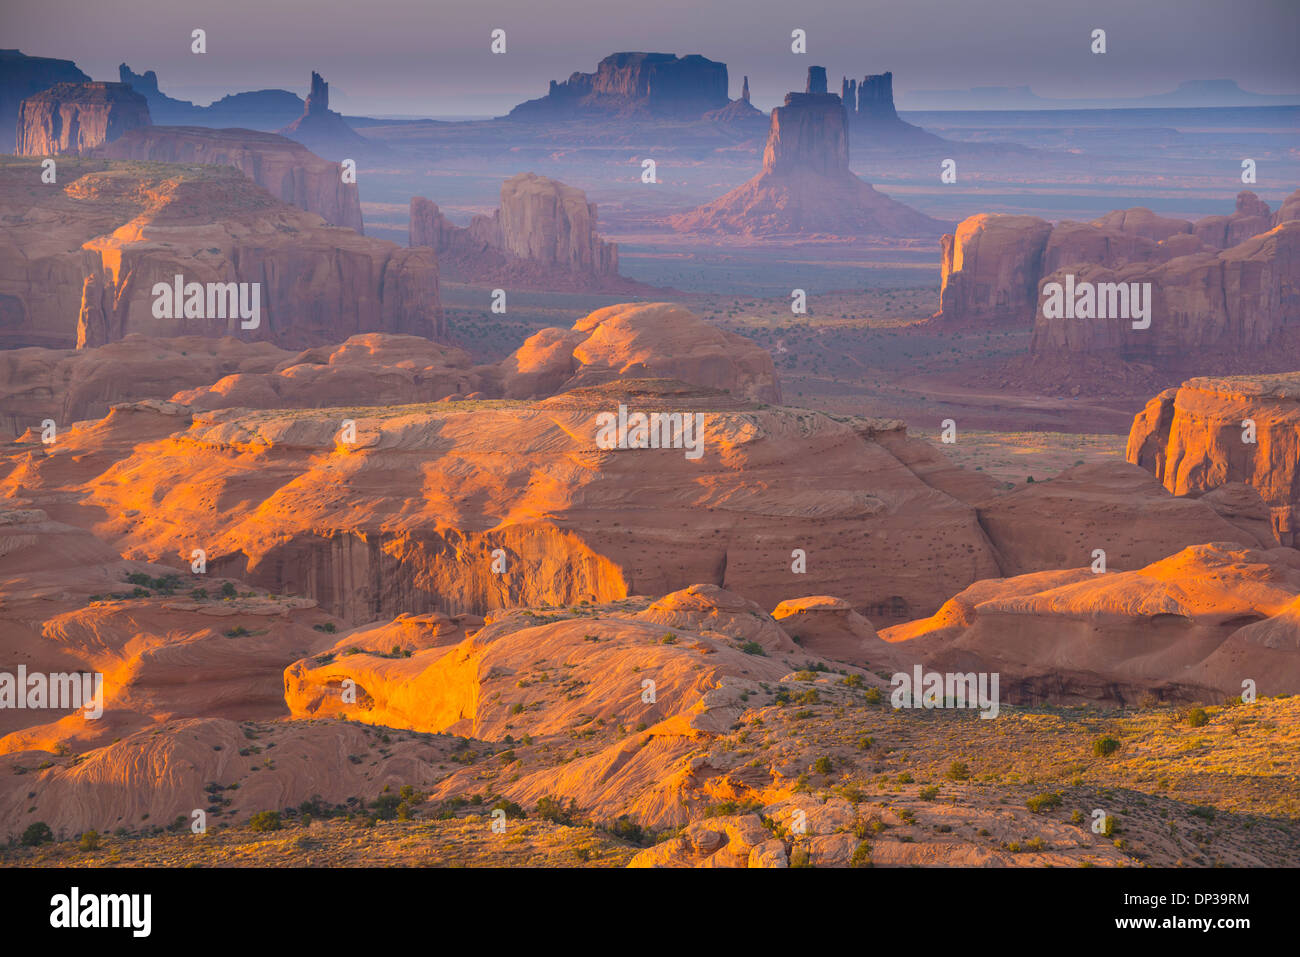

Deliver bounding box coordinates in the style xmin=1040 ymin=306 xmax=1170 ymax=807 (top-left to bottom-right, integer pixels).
xmin=410 ymin=172 xmax=637 ymax=292
xmin=277 ymin=71 xmax=373 ymax=159
xmin=0 ymin=157 xmax=440 ymax=351
xmin=934 ymin=189 xmax=1300 ymax=371
xmin=96 ymin=125 xmax=365 ymax=232
xmin=15 ymin=81 xmax=150 ymax=156
xmin=672 ymin=67 xmax=946 ymax=239
xmin=508 ymin=52 xmax=730 ymax=120
xmin=0 ymin=49 xmax=92 ymax=152
xmin=1128 ymin=372 xmax=1300 ymax=543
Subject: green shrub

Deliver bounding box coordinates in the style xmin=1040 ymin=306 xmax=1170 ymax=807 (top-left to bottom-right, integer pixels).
xmin=919 ymin=785 xmax=940 ymax=801
xmin=21 ymin=822 xmax=53 ymax=846
xmin=947 ymin=761 xmax=970 ymax=781
xmin=1186 ymin=707 xmax=1209 ymax=728
xmin=739 ymin=641 xmax=766 ymax=656
xmin=1093 ymin=735 xmax=1121 ymax=757
xmin=78 ymin=829 xmax=100 ymax=851
xmin=812 ymin=756 xmax=833 ymax=775
xmin=1026 ymin=791 xmax=1063 ymax=813
xmin=249 ymin=810 xmax=281 ymax=832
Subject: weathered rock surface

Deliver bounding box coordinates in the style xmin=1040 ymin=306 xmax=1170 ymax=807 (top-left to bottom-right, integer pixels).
xmin=0 ymin=380 xmax=1003 ymax=626
xmin=0 ymin=49 xmax=91 ymax=152
xmin=410 ymin=173 xmax=628 ymax=290
xmin=935 ymin=190 xmax=1300 ymax=372
xmin=672 ymin=70 xmax=945 ymax=238
xmin=97 ymin=125 xmax=364 ymax=232
xmin=494 ymin=302 xmax=781 ymax=403
xmin=509 ymin=52 xmax=729 ymax=120
xmin=0 ymin=157 xmax=441 ymax=350
xmin=1128 ymin=374 xmax=1300 ymax=542
xmin=883 ymin=542 xmax=1300 ymax=704
xmin=15 ymin=81 xmax=150 ymax=156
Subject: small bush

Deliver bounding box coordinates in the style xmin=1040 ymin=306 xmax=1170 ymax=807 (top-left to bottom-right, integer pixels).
xmin=947 ymin=761 xmax=970 ymax=781
xmin=249 ymin=810 xmax=281 ymax=832
xmin=1093 ymin=735 xmax=1121 ymax=757
xmin=78 ymin=829 xmax=100 ymax=851
xmin=1186 ymin=707 xmax=1209 ymax=728
xmin=738 ymin=641 xmax=766 ymax=656
xmin=812 ymin=756 xmax=833 ymax=775
xmin=21 ymin=822 xmax=53 ymax=846
xmin=1026 ymin=791 xmax=1063 ymax=813
xmin=919 ymin=786 xmax=940 ymax=801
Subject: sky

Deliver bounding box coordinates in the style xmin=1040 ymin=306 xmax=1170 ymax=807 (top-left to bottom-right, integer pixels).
xmin=4 ymin=0 xmax=1298 ymax=116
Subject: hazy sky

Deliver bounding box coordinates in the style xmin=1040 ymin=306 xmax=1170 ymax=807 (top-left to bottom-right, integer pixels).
xmin=5 ymin=0 xmax=1298 ymax=115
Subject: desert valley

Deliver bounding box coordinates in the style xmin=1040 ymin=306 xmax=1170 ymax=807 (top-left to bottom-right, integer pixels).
xmin=0 ymin=1 xmax=1298 ymax=903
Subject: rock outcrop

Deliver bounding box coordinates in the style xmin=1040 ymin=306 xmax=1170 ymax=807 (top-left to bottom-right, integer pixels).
xmin=882 ymin=542 xmax=1300 ymax=704
xmin=840 ymin=69 xmax=944 ymax=145
xmin=0 ymin=49 xmax=91 ymax=152
xmin=97 ymin=125 xmax=364 ymax=232
xmin=494 ymin=302 xmax=781 ymax=403
xmin=509 ymin=52 xmax=729 ymax=120
xmin=5 ymin=379 xmax=1003 ymax=625
xmin=935 ymin=190 xmax=1300 ymax=373
xmin=1128 ymin=374 xmax=1300 ymax=542
xmin=15 ymin=81 xmax=150 ymax=156
xmin=0 ymin=157 xmax=441 ymax=350
xmin=118 ymin=63 xmax=304 ymax=129
xmin=277 ymin=71 xmax=372 ymax=159
xmin=410 ymin=173 xmax=626 ymax=290
xmin=672 ymin=69 xmax=946 ymax=238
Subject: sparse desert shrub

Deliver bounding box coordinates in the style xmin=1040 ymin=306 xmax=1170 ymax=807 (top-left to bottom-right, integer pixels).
xmin=1185 ymin=707 xmax=1209 ymax=728
xmin=863 ymin=688 xmax=882 ymax=705
xmin=789 ymin=847 xmax=812 ymax=868
xmin=856 ymin=735 xmax=874 ymax=751
xmin=947 ymin=761 xmax=970 ymax=781
xmin=249 ymin=810 xmax=281 ymax=832
xmin=812 ymin=756 xmax=833 ymax=775
xmin=224 ymin=626 xmax=249 ymax=637
xmin=78 ymin=830 xmax=100 ymax=851
xmin=850 ymin=841 xmax=872 ymax=868
xmin=896 ymin=772 xmax=913 ymax=784
xmin=919 ymin=786 xmax=940 ymax=801
xmin=1093 ymin=735 xmax=1121 ymax=757
xmin=739 ymin=641 xmax=766 ymax=656
xmin=21 ymin=822 xmax=53 ymax=846
xmin=1026 ymin=791 xmax=1062 ymax=813
xmin=534 ymin=795 xmax=578 ymax=825
xmin=313 ymin=622 xmax=337 ymax=633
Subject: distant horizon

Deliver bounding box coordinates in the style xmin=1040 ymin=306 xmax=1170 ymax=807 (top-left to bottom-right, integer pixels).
xmin=4 ymin=0 xmax=1296 ymax=116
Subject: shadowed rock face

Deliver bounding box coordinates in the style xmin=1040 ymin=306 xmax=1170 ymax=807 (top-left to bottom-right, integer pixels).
xmin=509 ymin=52 xmax=729 ymax=119
xmin=97 ymin=125 xmax=364 ymax=232
xmin=277 ymin=70 xmax=372 ymax=159
xmin=0 ymin=158 xmax=441 ymax=350
xmin=672 ymin=70 xmax=946 ymax=238
xmin=16 ymin=81 xmax=150 ymax=156
xmin=409 ymin=173 xmax=622 ymax=289
xmin=935 ymin=190 xmax=1300 ymax=371
xmin=1128 ymin=374 xmax=1300 ymax=543
xmin=118 ymin=62 xmax=304 ymax=129
xmin=0 ymin=49 xmax=91 ymax=152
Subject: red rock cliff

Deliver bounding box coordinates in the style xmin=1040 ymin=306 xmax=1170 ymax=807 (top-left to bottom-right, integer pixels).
xmin=16 ymin=81 xmax=150 ymax=155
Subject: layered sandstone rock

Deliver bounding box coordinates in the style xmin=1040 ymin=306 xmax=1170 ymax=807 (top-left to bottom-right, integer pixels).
xmin=1127 ymin=374 xmax=1300 ymax=542
xmin=882 ymin=542 xmax=1300 ymax=704
xmin=409 ymin=173 xmax=624 ymax=289
xmin=2 ymin=380 xmax=1003 ymax=625
xmin=0 ymin=49 xmax=91 ymax=152
xmin=494 ymin=302 xmax=781 ymax=403
xmin=0 ymin=157 xmax=441 ymax=350
xmin=0 ymin=335 xmax=290 ymax=438
xmin=15 ymin=81 xmax=150 ymax=155
xmin=97 ymin=126 xmax=364 ymax=232
xmin=672 ymin=71 xmax=946 ymax=238
xmin=509 ymin=52 xmax=729 ymax=120
xmin=936 ymin=190 xmax=1300 ymax=369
